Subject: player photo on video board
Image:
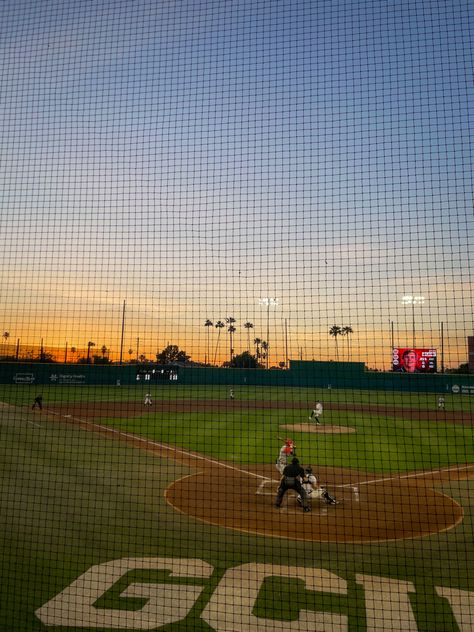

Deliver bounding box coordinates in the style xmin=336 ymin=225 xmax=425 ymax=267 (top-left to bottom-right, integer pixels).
xmin=392 ymin=348 xmax=437 ymax=373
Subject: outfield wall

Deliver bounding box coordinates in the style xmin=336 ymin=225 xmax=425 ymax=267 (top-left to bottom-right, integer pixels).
xmin=0 ymin=360 xmax=473 ymax=394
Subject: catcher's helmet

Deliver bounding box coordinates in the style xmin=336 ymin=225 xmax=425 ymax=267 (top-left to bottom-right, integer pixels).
xmin=305 ymin=467 xmax=312 ymax=474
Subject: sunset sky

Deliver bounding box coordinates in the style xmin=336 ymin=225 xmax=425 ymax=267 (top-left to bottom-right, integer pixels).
xmin=1 ymin=0 xmax=472 ymax=369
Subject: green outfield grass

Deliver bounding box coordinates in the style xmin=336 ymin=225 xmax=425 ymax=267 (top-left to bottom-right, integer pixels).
xmin=1 ymin=382 xmax=474 ymax=411
xmin=1 ymin=384 xmax=473 ymax=472
xmin=98 ymin=408 xmax=473 ymax=473
xmin=0 ymin=385 xmax=473 ymax=630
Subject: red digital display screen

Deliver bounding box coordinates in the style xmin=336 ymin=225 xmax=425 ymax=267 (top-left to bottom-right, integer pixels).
xmin=392 ymin=348 xmax=437 ymax=373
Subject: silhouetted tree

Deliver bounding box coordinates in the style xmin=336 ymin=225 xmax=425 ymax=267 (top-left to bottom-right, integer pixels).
xmin=92 ymin=354 xmax=111 ymax=365
xmin=204 ymin=319 xmax=213 ymax=364
xmin=225 ymin=317 xmax=237 ymax=363
xmin=254 ymin=337 xmax=262 ymax=361
xmin=86 ymin=341 xmax=95 ymax=364
xmin=446 ymin=363 xmax=469 ymax=374
xmin=156 ymin=344 xmax=190 ymax=365
xmin=213 ymin=321 xmax=225 ymax=365
xmin=341 ymin=325 xmax=353 ymax=360
xmin=244 ymin=321 xmax=254 ymax=351
xmin=224 ymin=351 xmax=260 ymax=369
xmin=1 ymin=331 xmax=10 ymax=359
xmin=329 ymin=325 xmax=342 ymax=361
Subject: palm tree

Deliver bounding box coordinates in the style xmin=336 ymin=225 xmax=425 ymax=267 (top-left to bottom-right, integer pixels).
xmin=254 ymin=337 xmax=262 ymax=362
xmin=213 ymin=321 xmax=225 ymax=365
xmin=261 ymin=340 xmax=269 ymax=368
xmin=204 ymin=319 xmax=213 ymax=365
xmin=329 ymin=325 xmax=342 ymax=361
xmin=2 ymin=331 xmax=9 ymax=357
xmin=244 ymin=321 xmax=254 ymax=351
xmin=225 ymin=317 xmax=236 ymax=363
xmin=341 ymin=325 xmax=354 ymax=361
xmin=70 ymin=347 xmax=77 ymax=363
xmin=86 ymin=341 xmax=95 ymax=364
xmin=100 ymin=345 xmax=108 ymax=359
xmin=228 ymin=324 xmax=237 ymax=362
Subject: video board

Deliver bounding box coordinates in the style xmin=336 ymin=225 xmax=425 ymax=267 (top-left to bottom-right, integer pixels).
xmin=392 ymin=348 xmax=437 ymax=373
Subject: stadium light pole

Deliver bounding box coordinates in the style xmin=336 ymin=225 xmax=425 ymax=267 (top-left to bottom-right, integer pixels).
xmin=119 ymin=300 xmax=126 ymax=366
xmin=259 ymin=297 xmax=279 ymax=369
xmin=402 ymin=295 xmax=425 ymax=348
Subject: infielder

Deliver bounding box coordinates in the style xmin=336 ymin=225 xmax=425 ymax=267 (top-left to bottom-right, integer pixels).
xmin=297 ymin=466 xmax=338 ymax=506
xmin=275 ymin=438 xmax=296 ymax=475
xmin=309 ymin=400 xmax=323 ymax=425
xmin=144 ymin=392 xmax=152 ymax=406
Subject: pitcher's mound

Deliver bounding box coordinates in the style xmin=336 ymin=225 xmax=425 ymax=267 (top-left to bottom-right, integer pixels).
xmin=281 ymin=423 xmax=356 ymax=434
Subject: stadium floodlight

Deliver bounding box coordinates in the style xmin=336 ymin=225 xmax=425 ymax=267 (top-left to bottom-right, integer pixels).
xmin=401 ymin=295 xmax=425 ymax=348
xmin=259 ymin=297 xmax=279 ymax=369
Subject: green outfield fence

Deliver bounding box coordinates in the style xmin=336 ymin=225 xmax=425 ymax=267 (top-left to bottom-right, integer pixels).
xmin=2 ymin=360 xmax=473 ymax=393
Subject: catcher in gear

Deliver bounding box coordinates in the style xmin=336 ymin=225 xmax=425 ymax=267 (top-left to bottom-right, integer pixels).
xmin=297 ymin=467 xmax=339 ymax=506
xmin=275 ymin=438 xmax=296 ymax=475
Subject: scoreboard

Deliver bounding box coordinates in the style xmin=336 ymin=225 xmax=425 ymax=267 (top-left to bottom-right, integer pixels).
xmin=136 ymin=367 xmax=179 ymax=381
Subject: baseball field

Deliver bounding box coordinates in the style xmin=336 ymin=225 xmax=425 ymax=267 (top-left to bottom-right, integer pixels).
xmin=1 ymin=383 xmax=473 ymax=630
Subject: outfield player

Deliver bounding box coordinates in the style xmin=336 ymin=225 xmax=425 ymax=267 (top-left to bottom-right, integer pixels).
xmin=309 ymin=400 xmax=323 ymax=425
xmin=274 ymin=457 xmax=310 ymax=512
xmin=144 ymin=392 xmax=152 ymax=406
xmin=297 ymin=467 xmax=338 ymax=506
xmin=229 ymin=387 xmax=235 ymax=400
xmin=437 ymin=395 xmax=445 ymax=411
xmin=275 ymin=438 xmax=296 ymax=475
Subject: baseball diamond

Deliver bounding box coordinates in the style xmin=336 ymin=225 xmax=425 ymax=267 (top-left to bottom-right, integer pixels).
xmin=42 ymin=398 xmax=472 ymax=544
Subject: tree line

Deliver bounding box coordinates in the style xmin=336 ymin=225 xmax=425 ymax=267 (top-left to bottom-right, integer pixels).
xmin=2 ymin=327 xmax=470 ymax=372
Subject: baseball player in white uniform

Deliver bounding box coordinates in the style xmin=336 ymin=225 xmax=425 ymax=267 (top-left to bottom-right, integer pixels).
xmin=297 ymin=467 xmax=338 ymax=506
xmin=275 ymin=438 xmax=296 ymax=475
xmin=144 ymin=392 xmax=152 ymax=406
xmin=309 ymin=400 xmax=323 ymax=425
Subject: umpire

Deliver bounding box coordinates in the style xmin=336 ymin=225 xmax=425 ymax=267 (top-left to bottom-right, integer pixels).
xmin=274 ymin=457 xmax=310 ymax=512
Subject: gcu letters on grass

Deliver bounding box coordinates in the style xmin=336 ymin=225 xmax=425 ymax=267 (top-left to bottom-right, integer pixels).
xmin=36 ymin=557 xmax=472 ymax=630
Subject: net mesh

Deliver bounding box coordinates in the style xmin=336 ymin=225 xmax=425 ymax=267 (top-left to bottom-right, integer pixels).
xmin=0 ymin=0 xmax=473 ymax=629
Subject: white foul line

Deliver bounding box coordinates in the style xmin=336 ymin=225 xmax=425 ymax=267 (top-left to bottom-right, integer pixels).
xmin=338 ymin=464 xmax=474 ymax=488
xmin=47 ymin=410 xmax=272 ymax=482
xmin=27 ymin=419 xmax=41 ymax=427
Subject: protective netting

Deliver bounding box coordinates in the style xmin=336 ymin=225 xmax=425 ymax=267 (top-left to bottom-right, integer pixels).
xmin=0 ymin=0 xmax=473 ymax=629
